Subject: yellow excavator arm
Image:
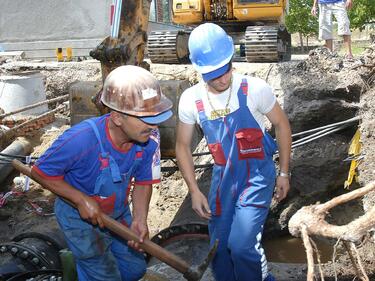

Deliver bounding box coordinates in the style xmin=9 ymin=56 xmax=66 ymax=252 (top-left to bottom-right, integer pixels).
xmin=90 ymin=0 xmax=152 ymax=80
xmin=81 ymin=0 xmax=201 ymax=158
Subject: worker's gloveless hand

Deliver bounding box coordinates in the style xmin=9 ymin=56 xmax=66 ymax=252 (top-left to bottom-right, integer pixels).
xmin=191 ymin=190 xmax=211 ymax=220
xmin=76 ymin=196 xmax=104 ymax=228
xmin=311 ymin=5 xmax=317 ymax=16
xmin=274 ymin=176 xmax=290 ymax=202
xmin=128 ymin=220 xmax=149 ymax=252
xmin=345 ymin=0 xmax=353 ymax=9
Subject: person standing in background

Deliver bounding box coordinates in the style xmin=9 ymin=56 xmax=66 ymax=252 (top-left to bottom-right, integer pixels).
xmin=311 ymin=0 xmax=354 ymax=60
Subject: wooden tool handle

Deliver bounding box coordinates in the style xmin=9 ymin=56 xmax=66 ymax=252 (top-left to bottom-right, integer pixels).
xmin=11 ymin=159 xmax=190 ymax=274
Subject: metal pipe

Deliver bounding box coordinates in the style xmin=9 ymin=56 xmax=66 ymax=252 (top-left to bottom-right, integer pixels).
xmin=0 ymin=231 xmax=66 ymax=279
xmin=292 ymin=125 xmax=345 ymax=146
xmin=291 ymin=116 xmax=359 ymax=138
xmin=0 ymin=94 xmax=69 ymax=120
xmin=291 ymin=124 xmax=351 ymax=149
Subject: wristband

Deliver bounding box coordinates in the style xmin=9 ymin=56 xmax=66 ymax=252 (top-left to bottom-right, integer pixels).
xmin=278 ymin=171 xmax=291 ymax=178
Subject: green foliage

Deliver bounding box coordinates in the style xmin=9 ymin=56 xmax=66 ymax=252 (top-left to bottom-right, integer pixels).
xmin=348 ymin=0 xmax=375 ymax=30
xmin=286 ymin=0 xmax=375 ymax=34
xmin=163 ymin=0 xmax=171 ymax=22
xmin=286 ymin=0 xmax=319 ymax=36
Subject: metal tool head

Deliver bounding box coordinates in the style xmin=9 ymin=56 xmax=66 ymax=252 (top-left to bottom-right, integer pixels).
xmin=182 ymin=239 xmax=218 ymax=281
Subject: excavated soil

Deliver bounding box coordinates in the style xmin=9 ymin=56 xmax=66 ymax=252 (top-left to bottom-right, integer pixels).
xmin=0 ymin=47 xmax=374 ymax=280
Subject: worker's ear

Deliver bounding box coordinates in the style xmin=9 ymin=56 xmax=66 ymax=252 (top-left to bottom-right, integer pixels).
xmin=110 ymin=111 xmax=127 ymax=126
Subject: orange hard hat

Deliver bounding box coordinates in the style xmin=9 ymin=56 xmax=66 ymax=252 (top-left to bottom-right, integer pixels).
xmin=101 ymin=65 xmax=173 ymax=124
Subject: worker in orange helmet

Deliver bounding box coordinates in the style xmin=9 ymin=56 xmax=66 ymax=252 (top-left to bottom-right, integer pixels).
xmin=31 ymin=65 xmax=173 ymax=281
xmin=176 ymin=23 xmax=292 ymax=281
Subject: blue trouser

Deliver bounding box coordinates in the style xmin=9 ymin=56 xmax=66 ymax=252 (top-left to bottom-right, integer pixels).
xmin=74 ymin=234 xmax=146 ymax=281
xmin=209 ymin=180 xmax=275 ymax=281
xmin=56 ymin=199 xmax=146 ymax=281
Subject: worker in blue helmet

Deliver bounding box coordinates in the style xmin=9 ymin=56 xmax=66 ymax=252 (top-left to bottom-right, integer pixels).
xmin=176 ymin=23 xmax=292 ymax=281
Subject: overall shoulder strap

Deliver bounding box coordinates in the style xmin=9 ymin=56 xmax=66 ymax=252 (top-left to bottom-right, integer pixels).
xmin=238 ymin=78 xmax=248 ymax=108
xmin=126 ymin=145 xmax=144 ymax=184
xmin=134 ymin=145 xmax=143 ymax=162
xmin=195 ymin=99 xmax=208 ymax=123
xmin=86 ymin=119 xmax=106 ymax=155
xmin=86 ymin=119 xmax=121 ymax=183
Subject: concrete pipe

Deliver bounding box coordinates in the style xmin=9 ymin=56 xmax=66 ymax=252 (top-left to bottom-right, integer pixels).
xmin=0 ymin=72 xmax=48 ymax=116
xmin=69 ymin=79 xmax=203 ymax=158
xmin=0 ymin=137 xmax=32 ymax=184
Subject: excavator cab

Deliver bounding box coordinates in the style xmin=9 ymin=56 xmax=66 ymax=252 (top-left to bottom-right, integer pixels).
xmin=148 ymin=0 xmax=291 ymax=63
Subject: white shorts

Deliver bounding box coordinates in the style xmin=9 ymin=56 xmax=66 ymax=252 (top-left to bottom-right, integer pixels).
xmin=319 ymin=1 xmax=351 ymax=40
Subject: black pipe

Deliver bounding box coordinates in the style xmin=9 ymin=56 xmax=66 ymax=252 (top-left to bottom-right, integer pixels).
xmin=0 ymin=231 xmax=66 ymax=280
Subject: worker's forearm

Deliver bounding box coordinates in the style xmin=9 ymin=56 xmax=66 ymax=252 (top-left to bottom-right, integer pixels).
xmin=132 ymin=185 xmax=152 ymax=222
xmin=275 ymin=122 xmax=292 ymax=173
xmin=176 ymin=143 xmax=200 ymax=193
xmin=31 ymin=168 xmax=87 ymax=206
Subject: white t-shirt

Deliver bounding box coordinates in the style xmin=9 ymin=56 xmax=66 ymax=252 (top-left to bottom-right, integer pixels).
xmin=178 ymin=73 xmax=276 ymax=132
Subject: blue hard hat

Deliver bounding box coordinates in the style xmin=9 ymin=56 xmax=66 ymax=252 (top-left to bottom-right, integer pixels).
xmin=188 ymin=23 xmax=234 ymax=81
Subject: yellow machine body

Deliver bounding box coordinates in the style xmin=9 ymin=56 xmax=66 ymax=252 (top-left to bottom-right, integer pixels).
xmin=172 ymin=0 xmax=286 ymax=25
xmin=148 ymin=0 xmax=291 ymax=63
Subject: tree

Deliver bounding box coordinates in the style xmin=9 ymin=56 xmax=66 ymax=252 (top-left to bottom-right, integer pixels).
xmin=286 ymin=0 xmax=375 ymax=50
xmin=348 ymin=0 xmax=375 ymax=31
xmin=163 ymin=0 xmax=171 ymax=23
xmin=286 ymin=0 xmax=319 ymax=51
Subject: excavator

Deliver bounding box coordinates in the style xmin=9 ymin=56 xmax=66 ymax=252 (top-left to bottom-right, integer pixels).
xmin=147 ymin=0 xmax=291 ymax=63
xmin=78 ymin=0 xmax=291 ymax=156
xmin=85 ymin=0 xmax=202 ymax=158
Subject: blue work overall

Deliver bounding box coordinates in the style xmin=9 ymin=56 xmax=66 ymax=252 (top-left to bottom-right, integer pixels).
xmin=55 ymin=119 xmax=146 ymax=281
xmin=196 ymin=79 xmax=277 ymax=281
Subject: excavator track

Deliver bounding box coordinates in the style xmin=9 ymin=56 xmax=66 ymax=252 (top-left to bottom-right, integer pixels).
xmin=244 ymin=26 xmax=291 ymax=63
xmin=147 ymin=30 xmax=190 ymax=64
xmin=245 ymin=26 xmax=279 ymax=62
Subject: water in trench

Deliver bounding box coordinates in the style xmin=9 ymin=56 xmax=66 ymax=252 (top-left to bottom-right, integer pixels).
xmin=263 ymin=235 xmax=334 ymax=263
xmin=144 ymin=233 xmax=331 ymax=281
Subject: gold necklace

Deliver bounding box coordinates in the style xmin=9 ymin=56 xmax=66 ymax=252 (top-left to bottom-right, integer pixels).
xmin=205 ymin=77 xmax=233 ymax=120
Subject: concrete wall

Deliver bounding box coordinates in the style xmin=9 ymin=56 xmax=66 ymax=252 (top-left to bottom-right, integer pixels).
xmin=0 ymin=0 xmax=182 ymax=59
xmin=0 ymin=0 xmax=111 ymax=59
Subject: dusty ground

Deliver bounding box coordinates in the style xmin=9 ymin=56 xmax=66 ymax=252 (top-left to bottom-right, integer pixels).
xmin=0 ymin=46 xmax=374 ymax=280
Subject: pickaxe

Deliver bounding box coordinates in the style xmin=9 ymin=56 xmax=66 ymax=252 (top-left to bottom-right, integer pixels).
xmin=12 ymin=159 xmax=217 ymax=281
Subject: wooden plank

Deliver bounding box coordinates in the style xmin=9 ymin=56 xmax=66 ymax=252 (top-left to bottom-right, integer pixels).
xmin=23 ymin=48 xmax=94 ymax=59
xmin=2 ymin=38 xmax=102 ymax=50
xmin=0 ymin=51 xmax=25 ymax=58
xmin=1 ymin=38 xmax=103 ymax=59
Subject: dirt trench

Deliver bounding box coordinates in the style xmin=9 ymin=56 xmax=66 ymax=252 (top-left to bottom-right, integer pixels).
xmin=0 ymin=47 xmax=374 ymax=280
